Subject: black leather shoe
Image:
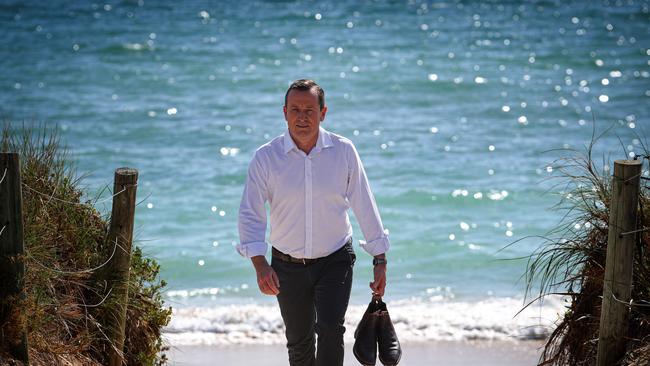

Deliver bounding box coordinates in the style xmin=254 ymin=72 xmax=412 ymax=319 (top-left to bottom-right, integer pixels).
xmin=353 ymin=297 xmax=382 ymax=365
xmin=376 ymin=298 xmax=402 ymax=366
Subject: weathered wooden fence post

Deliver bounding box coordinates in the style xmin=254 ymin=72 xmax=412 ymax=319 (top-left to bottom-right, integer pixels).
xmin=103 ymin=167 xmax=138 ymax=366
xmin=597 ymin=159 xmax=643 ymax=366
xmin=0 ymin=153 xmax=29 ymax=364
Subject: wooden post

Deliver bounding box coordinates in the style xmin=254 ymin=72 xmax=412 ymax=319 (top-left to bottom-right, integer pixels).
xmin=0 ymin=153 xmax=29 ymax=364
xmin=597 ymin=159 xmax=642 ymax=366
xmin=104 ymin=167 xmax=138 ymax=366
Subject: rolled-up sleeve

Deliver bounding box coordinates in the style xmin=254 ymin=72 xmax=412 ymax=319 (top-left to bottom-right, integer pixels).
xmin=237 ymin=151 xmax=269 ymax=258
xmin=345 ymin=143 xmax=390 ymax=256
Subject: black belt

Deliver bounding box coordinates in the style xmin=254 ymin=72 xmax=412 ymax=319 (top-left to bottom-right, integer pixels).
xmin=272 ymin=238 xmax=352 ymax=265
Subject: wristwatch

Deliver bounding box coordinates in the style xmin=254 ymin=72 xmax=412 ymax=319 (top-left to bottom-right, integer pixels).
xmin=373 ymin=258 xmax=387 ymax=266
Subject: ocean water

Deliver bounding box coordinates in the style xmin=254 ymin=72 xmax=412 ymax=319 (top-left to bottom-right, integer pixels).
xmin=1 ymin=0 xmax=648 ymax=344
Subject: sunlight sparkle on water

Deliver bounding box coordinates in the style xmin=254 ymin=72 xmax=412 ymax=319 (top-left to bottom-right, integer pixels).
xmin=452 ymin=189 xmax=469 ymax=197
xmin=518 ymin=116 xmax=528 ymax=125
xmin=609 ymin=70 xmax=622 ymax=78
xmin=220 ymin=147 xmax=240 ymax=156
xmin=488 ymin=190 xmax=508 ymax=200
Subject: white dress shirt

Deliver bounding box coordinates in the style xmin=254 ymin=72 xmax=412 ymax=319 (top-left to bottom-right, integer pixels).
xmin=237 ymin=126 xmax=390 ymax=259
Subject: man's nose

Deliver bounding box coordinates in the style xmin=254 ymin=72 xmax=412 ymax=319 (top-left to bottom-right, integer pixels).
xmin=296 ymin=113 xmax=312 ymax=122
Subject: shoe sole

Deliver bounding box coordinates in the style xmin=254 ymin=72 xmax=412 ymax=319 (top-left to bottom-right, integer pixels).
xmin=378 ymin=351 xmax=402 ymax=366
xmin=353 ymin=345 xmax=376 ymax=366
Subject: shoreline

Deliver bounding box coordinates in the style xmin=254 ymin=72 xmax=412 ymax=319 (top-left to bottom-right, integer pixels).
xmin=166 ymin=340 xmax=545 ymax=366
xmin=163 ymin=295 xmax=563 ymax=346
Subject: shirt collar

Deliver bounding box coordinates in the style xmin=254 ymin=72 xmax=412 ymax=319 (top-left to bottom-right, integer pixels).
xmin=283 ymin=126 xmax=333 ymax=155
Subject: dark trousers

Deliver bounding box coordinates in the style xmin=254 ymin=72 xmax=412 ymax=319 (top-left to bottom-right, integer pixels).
xmin=271 ymin=242 xmax=356 ymax=366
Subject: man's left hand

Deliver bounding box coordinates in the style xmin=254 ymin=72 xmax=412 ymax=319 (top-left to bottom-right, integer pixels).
xmin=369 ymin=263 xmax=387 ymax=297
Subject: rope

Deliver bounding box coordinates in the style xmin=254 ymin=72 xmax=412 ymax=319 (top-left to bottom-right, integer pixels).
xmin=21 ymin=183 xmax=136 ymax=206
xmin=611 ymin=292 xmax=650 ymax=308
xmin=28 ymin=236 xmax=122 ymax=275
xmin=620 ymin=226 xmax=650 ymax=237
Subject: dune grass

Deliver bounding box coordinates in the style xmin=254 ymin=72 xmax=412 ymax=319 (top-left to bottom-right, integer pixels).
xmin=0 ymin=122 xmax=171 ymax=365
xmin=519 ymin=128 xmax=649 ymax=365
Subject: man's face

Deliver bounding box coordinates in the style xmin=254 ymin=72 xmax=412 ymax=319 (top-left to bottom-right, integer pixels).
xmin=284 ymin=89 xmax=327 ymax=147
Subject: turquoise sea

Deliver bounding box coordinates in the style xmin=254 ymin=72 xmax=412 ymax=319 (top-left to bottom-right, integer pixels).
xmin=1 ymin=0 xmax=648 ymax=344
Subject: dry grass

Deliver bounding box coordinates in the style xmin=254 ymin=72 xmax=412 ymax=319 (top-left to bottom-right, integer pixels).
xmin=518 ymin=127 xmax=650 ymax=365
xmin=1 ymin=122 xmax=171 ymax=365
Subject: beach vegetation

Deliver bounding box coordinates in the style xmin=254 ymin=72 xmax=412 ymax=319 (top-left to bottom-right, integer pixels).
xmin=520 ymin=127 xmax=649 ymax=365
xmin=0 ymin=123 xmax=171 ymax=365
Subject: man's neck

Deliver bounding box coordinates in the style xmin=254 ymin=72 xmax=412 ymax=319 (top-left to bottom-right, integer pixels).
xmin=290 ymin=133 xmax=318 ymax=155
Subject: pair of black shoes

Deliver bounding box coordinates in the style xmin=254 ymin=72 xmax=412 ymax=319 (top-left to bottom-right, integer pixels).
xmin=353 ymin=295 xmax=402 ymax=366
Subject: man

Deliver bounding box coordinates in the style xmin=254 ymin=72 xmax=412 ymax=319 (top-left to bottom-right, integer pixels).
xmin=237 ymin=79 xmax=390 ymax=366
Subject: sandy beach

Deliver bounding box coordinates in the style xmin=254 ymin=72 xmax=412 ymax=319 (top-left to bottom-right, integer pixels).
xmin=167 ymin=340 xmax=545 ymax=365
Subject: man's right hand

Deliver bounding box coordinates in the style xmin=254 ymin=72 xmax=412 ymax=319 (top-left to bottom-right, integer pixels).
xmin=251 ymin=256 xmax=280 ymax=295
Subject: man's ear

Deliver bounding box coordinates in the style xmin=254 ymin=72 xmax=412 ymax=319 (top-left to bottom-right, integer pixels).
xmin=320 ymin=105 xmax=328 ymax=121
xmin=283 ymin=105 xmax=288 ymax=120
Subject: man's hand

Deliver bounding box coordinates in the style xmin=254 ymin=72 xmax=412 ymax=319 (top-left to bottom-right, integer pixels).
xmin=369 ymin=254 xmax=387 ymax=297
xmin=251 ymin=256 xmax=280 ymax=295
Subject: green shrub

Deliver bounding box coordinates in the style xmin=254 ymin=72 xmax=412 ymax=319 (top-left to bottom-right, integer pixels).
xmin=1 ymin=122 xmax=171 ymax=365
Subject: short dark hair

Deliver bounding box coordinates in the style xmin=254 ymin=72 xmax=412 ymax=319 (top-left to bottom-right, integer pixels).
xmin=284 ymin=79 xmax=325 ymax=110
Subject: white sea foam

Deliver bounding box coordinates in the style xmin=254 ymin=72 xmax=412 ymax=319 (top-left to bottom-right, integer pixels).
xmin=163 ymin=296 xmax=566 ymax=346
